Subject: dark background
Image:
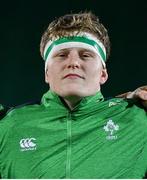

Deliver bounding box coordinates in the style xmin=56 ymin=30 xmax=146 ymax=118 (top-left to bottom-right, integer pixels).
xmin=0 ymin=0 xmax=146 ymax=106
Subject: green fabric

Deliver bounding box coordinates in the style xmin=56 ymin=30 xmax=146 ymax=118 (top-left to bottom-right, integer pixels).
xmin=0 ymin=90 xmax=147 ymax=178
xmin=44 ymin=36 xmax=106 ymax=62
xmin=0 ymin=104 xmax=4 ymax=111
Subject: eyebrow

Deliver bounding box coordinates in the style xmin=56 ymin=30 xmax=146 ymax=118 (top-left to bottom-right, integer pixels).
xmin=57 ymin=48 xmax=96 ymax=54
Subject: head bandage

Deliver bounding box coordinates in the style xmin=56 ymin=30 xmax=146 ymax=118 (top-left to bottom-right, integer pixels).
xmin=43 ymin=32 xmax=106 ymax=71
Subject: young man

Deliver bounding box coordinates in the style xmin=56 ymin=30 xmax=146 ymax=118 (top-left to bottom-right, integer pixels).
xmin=0 ymin=12 xmax=147 ymax=179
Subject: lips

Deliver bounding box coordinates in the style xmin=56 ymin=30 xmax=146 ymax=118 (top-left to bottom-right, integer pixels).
xmin=63 ymin=73 xmax=84 ymax=79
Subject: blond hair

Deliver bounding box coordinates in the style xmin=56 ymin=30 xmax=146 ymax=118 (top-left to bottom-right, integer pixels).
xmin=40 ymin=11 xmax=110 ymax=61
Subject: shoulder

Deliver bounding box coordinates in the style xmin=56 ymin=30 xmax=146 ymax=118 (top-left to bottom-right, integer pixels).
xmin=104 ymin=97 xmax=147 ymax=121
xmin=0 ymin=101 xmax=42 ymax=143
xmin=0 ymin=100 xmax=41 ymax=127
xmin=105 ymin=97 xmax=146 ymax=111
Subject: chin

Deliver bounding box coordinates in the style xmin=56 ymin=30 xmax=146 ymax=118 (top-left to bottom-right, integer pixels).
xmin=59 ymin=89 xmax=85 ymax=98
xmin=62 ymin=90 xmax=96 ymax=99
xmin=64 ymin=91 xmax=82 ymax=97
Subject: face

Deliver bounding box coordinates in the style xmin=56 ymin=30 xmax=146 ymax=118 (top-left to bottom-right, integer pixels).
xmin=45 ymin=47 xmax=108 ymax=99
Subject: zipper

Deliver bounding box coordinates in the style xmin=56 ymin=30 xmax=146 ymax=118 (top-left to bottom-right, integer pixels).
xmin=66 ymin=112 xmax=72 ymax=178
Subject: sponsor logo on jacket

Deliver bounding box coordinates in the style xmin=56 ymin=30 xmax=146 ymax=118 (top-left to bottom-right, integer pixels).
xmin=20 ymin=138 xmax=36 ymax=151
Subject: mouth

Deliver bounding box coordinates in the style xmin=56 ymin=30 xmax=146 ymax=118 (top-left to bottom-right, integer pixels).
xmin=63 ymin=73 xmax=84 ymax=79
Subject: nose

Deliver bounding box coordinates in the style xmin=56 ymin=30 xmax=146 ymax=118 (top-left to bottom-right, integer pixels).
xmin=66 ymin=49 xmax=81 ymax=69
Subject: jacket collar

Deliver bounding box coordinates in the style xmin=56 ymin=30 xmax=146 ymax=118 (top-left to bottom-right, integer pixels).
xmin=41 ymin=90 xmax=104 ymax=111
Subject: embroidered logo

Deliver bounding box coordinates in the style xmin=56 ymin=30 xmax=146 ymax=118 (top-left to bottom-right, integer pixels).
xmin=108 ymin=101 xmax=118 ymax=107
xmin=20 ymin=138 xmax=36 ymax=151
xmin=104 ymin=119 xmax=119 ymax=140
xmin=108 ymin=100 xmax=121 ymax=107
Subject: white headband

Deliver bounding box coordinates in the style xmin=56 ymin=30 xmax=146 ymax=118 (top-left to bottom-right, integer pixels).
xmin=43 ymin=32 xmax=107 ymax=71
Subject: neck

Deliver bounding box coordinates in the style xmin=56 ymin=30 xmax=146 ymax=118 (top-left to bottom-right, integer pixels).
xmin=61 ymin=96 xmax=83 ymax=110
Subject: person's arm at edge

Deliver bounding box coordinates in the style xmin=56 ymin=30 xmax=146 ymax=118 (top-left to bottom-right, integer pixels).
xmin=116 ymin=86 xmax=147 ymax=110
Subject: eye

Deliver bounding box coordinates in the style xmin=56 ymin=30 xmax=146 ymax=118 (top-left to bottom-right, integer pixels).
xmin=81 ymin=52 xmax=94 ymax=59
xmin=57 ymin=52 xmax=67 ymax=57
xmin=53 ymin=51 xmax=68 ymax=59
xmin=82 ymin=53 xmax=91 ymax=57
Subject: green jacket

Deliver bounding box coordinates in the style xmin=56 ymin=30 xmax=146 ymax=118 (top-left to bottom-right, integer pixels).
xmin=0 ymin=90 xmax=147 ymax=179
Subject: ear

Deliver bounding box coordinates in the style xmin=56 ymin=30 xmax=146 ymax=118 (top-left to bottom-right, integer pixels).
xmin=45 ymin=68 xmax=50 ymax=84
xmin=100 ymin=68 xmax=108 ymax=85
